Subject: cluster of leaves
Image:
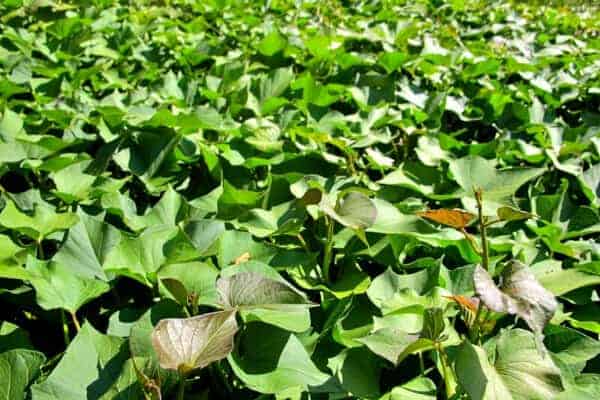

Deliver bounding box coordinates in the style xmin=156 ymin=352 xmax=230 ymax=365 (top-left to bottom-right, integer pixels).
xmin=0 ymin=0 xmax=599 ymax=399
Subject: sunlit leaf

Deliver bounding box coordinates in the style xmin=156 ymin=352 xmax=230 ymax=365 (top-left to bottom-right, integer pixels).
xmin=151 ymin=310 xmax=238 ymax=374
xmin=474 ymin=261 xmax=557 ymax=333
xmin=455 ymin=329 xmax=564 ymax=400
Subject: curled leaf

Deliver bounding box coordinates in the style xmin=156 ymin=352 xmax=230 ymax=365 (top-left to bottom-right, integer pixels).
xmin=474 ymin=261 xmax=557 ymax=334
xmin=300 ymin=188 xmax=322 ymax=206
xmin=445 ymin=295 xmax=479 ymax=313
xmin=161 ymin=278 xmax=188 ymax=306
xmin=151 ymin=310 xmax=238 ymax=374
xmin=416 ymin=209 xmax=475 ymax=229
xmin=328 ymin=191 xmax=377 ymax=230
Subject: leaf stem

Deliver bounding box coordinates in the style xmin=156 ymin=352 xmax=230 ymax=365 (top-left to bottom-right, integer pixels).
xmin=459 ymin=228 xmax=481 ymax=255
xmin=470 ymin=302 xmax=484 ymax=344
xmin=475 ymin=189 xmax=489 ymax=271
xmin=436 ymin=344 xmax=456 ymax=400
xmin=322 ymin=216 xmax=335 ymax=283
xmin=60 ymin=310 xmax=70 ymax=346
xmin=418 ymin=352 xmax=425 ymax=376
xmin=70 ymin=311 xmax=81 ymax=332
xmin=37 ymin=239 xmax=44 ymax=260
xmin=297 ymin=233 xmax=310 ymax=253
xmin=176 ymin=375 xmax=186 ymax=400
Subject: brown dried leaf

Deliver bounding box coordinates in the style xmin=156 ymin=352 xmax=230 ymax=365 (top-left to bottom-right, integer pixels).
xmin=416 ymin=209 xmax=476 ymax=229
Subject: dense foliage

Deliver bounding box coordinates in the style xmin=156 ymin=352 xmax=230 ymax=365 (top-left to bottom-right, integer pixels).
xmin=0 ymin=0 xmax=599 ymax=399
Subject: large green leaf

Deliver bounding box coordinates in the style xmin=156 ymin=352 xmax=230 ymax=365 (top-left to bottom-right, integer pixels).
xmin=0 ymin=199 xmax=78 ymax=241
xmin=327 ymin=347 xmax=382 ymax=398
xmin=455 ymin=329 xmax=564 ymax=400
xmin=53 ymin=211 xmax=120 ymax=280
xmin=228 ymin=323 xmax=330 ymax=394
xmin=31 ymin=323 xmax=142 ymax=399
xmin=449 ymin=156 xmax=544 ymax=215
xmin=0 ymin=349 xmax=45 ymax=400
xmin=103 ymin=225 xmax=177 ymax=286
xmin=25 ymin=258 xmax=110 ymax=313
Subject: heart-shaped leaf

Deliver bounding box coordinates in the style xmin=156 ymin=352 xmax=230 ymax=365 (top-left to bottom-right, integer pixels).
xmin=455 ymin=329 xmax=564 ymax=400
xmin=474 ymin=261 xmax=557 ymax=334
xmin=151 ymin=310 xmax=238 ymax=374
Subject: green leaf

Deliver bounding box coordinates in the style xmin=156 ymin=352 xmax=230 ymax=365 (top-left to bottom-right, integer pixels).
xmin=380 ymin=377 xmax=437 ymax=400
xmin=50 ymin=160 xmax=97 ymax=203
xmin=327 ymin=347 xmax=382 ymax=398
xmin=0 ymin=199 xmax=78 ymax=240
xmin=367 ymin=266 xmax=441 ymax=314
xmin=103 ymin=226 xmax=177 ymax=286
xmin=0 ymin=108 xmax=24 ymax=141
xmin=158 ymin=261 xmax=219 ymax=306
xmin=31 ymin=323 xmax=142 ymax=399
xmin=257 ymin=31 xmax=287 ymax=56
xmin=497 ymin=206 xmax=536 ymax=222
xmin=544 ymin=325 xmax=600 ymax=373
xmin=151 ymin=310 xmax=238 ymax=374
xmin=25 ymin=258 xmax=110 ymax=313
xmin=0 ymin=349 xmax=45 ymax=400
xmin=53 ymin=210 xmax=120 ymax=280
xmin=474 ymin=261 xmax=557 ymax=334
xmin=228 ymin=323 xmax=330 ymax=394
xmin=579 ymin=163 xmax=600 ymax=207
xmin=449 ymin=156 xmax=544 ymax=215
xmin=0 ymin=322 xmax=33 ymax=352
xmin=357 ymin=328 xmax=430 ymax=366
xmin=455 ymin=329 xmax=564 ymax=400
xmin=534 ymin=262 xmax=600 ymax=296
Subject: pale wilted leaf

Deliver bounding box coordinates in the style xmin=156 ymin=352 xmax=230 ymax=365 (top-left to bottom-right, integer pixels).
xmin=216 ymin=271 xmax=312 ymax=310
xmin=474 ymin=261 xmax=557 ymax=333
xmin=151 ymin=310 xmax=238 ymax=374
xmin=327 ymin=191 xmax=377 ymax=230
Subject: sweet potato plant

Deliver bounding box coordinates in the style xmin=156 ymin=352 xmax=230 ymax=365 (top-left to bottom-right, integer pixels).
xmin=0 ymin=0 xmax=599 ymax=399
